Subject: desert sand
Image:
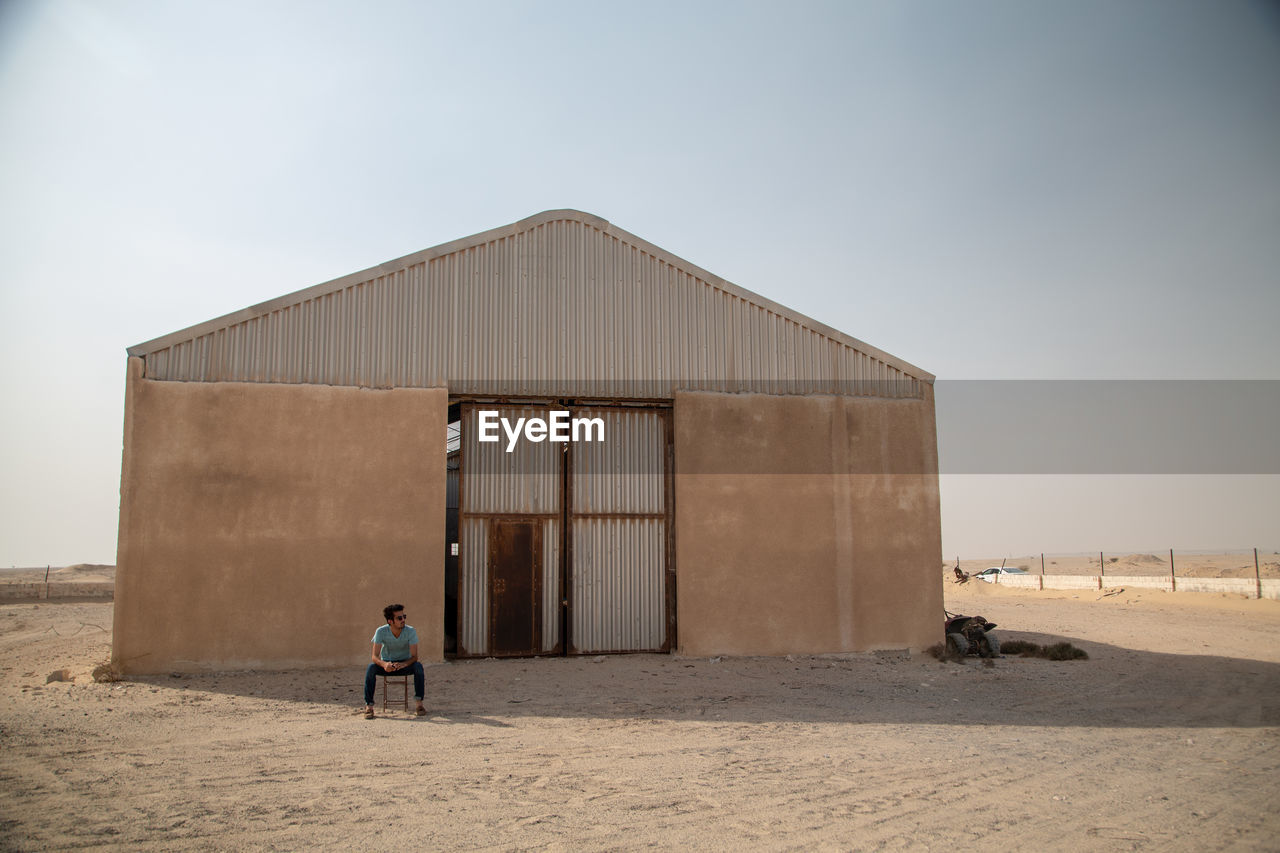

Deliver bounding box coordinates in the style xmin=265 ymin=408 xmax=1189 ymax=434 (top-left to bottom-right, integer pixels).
xmin=3 ymin=582 xmax=1279 ymax=850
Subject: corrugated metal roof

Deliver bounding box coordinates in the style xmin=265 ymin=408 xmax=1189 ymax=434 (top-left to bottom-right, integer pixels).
xmin=130 ymin=210 xmax=933 ymax=397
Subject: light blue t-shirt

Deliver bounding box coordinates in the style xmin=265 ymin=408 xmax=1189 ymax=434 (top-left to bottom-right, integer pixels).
xmin=372 ymin=624 xmax=418 ymax=662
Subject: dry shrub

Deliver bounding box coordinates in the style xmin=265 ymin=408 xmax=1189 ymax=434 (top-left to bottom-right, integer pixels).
xmin=1042 ymin=642 xmax=1089 ymax=661
xmin=91 ymin=662 xmax=121 ymax=683
xmin=926 ymin=642 xmax=966 ymax=663
xmin=1000 ymin=640 xmax=1088 ymax=660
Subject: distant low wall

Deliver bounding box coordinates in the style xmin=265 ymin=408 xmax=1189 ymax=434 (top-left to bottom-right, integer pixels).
xmin=985 ymin=574 xmax=1278 ymax=600
xmin=0 ymin=582 xmax=115 ymax=602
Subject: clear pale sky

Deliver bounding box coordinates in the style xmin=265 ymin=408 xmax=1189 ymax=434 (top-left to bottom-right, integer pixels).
xmin=1 ymin=1 xmax=1277 ymax=567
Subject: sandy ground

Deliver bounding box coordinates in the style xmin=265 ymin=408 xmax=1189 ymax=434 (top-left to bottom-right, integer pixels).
xmin=2 ymin=584 xmax=1279 ymax=851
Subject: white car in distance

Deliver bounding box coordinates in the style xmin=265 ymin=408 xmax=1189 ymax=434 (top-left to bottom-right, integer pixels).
xmin=974 ymin=567 xmax=1029 ymax=583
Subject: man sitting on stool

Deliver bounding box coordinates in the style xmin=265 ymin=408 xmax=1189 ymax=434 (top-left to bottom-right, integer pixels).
xmin=364 ymin=603 xmax=426 ymax=719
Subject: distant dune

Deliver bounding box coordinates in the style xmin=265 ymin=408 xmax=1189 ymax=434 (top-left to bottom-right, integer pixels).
xmin=0 ymin=565 xmax=116 ymax=584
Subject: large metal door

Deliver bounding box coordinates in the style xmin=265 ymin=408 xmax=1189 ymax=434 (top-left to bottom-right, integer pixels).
xmin=455 ymin=403 xmax=671 ymax=657
xmin=457 ymin=404 xmax=561 ymax=657
xmin=569 ymin=408 xmax=670 ymax=653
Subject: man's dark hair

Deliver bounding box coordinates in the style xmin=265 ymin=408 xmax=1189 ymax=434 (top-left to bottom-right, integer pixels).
xmin=383 ymin=603 xmax=405 ymax=622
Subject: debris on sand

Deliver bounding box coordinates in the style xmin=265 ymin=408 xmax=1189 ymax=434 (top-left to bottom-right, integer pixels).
xmin=92 ymin=662 xmax=121 ymax=683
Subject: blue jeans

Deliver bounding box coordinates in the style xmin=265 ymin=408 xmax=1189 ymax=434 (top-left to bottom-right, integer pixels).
xmin=364 ymin=661 xmax=424 ymax=705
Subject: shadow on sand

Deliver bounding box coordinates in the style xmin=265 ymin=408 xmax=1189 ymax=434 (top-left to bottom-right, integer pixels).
xmin=124 ymin=629 xmax=1280 ymax=730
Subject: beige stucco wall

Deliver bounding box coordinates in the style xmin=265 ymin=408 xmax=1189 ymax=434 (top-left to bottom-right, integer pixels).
xmin=674 ymin=390 xmax=942 ymax=656
xmin=114 ymin=357 xmax=446 ymax=674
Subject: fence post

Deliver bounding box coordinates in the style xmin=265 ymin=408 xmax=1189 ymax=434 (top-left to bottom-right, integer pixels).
xmin=1099 ymin=551 xmax=1104 ymax=589
xmin=1257 ymin=548 xmax=1263 ymax=600
xmin=1040 ymin=553 xmax=1045 ymax=590
xmin=1170 ymin=548 xmax=1176 ymax=593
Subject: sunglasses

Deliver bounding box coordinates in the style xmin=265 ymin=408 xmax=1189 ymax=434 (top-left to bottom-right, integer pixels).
xmin=393 ymin=615 xmax=407 ymax=621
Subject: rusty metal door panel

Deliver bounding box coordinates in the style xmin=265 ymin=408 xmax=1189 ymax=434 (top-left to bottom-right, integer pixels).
xmin=571 ymin=517 xmax=665 ymax=653
xmin=458 ymin=515 xmax=559 ymax=656
xmin=488 ymin=520 xmax=542 ymax=656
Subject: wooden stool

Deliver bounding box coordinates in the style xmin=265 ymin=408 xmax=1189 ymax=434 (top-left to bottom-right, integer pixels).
xmin=380 ymin=673 xmax=409 ymax=711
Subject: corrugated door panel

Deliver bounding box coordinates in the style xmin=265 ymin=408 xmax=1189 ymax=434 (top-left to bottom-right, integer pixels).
xmin=571 ymin=517 xmax=665 ymax=653
xmin=458 ymin=517 xmax=488 ymax=656
xmin=542 ymin=518 xmax=561 ymax=653
xmin=461 ymin=406 xmax=560 ymax=516
xmin=569 ymin=408 xmax=668 ymax=653
xmin=571 ymin=409 xmax=665 ymax=514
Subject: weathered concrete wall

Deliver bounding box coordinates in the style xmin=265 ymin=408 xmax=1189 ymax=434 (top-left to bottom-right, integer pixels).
xmin=674 ymin=390 xmax=942 ymax=656
xmin=114 ymin=358 xmax=446 ymax=673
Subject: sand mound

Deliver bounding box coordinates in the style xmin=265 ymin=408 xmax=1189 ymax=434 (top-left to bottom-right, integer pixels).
xmin=59 ymin=564 xmax=115 ymax=575
xmin=51 ymin=565 xmax=116 ymax=583
xmin=1119 ymin=553 xmax=1166 ymax=565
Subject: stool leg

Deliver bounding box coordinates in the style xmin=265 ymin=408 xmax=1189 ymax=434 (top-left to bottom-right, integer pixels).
xmin=380 ymin=675 xmax=410 ymax=711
